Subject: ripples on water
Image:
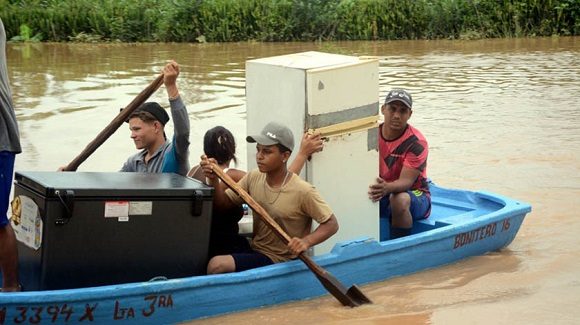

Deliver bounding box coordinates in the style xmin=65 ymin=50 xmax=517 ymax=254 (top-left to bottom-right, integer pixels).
xmin=10 ymin=39 xmax=579 ymax=177
xmin=7 ymin=37 xmax=580 ymax=324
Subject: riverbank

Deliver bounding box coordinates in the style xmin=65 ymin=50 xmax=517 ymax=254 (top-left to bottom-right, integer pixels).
xmin=1 ymin=0 xmax=578 ymax=43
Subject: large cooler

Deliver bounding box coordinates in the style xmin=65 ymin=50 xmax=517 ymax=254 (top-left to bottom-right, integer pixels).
xmin=11 ymin=171 xmax=213 ymax=291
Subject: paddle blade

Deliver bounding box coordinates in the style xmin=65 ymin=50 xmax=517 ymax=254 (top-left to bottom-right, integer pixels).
xmin=346 ymin=285 xmax=373 ymax=305
xmin=313 ymin=270 xmax=372 ymax=307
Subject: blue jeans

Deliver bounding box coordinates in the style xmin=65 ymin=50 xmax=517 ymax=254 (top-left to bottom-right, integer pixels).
xmin=0 ymin=151 xmax=16 ymax=228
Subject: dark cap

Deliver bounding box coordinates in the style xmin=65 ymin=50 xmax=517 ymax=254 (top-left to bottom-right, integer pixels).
xmin=127 ymin=102 xmax=170 ymax=125
xmin=385 ymin=89 xmax=412 ymax=108
xmin=246 ymin=121 xmax=294 ymax=152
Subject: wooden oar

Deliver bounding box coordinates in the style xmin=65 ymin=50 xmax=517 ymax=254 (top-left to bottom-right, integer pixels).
xmin=210 ymin=163 xmax=372 ymax=307
xmin=62 ymin=73 xmax=165 ymax=171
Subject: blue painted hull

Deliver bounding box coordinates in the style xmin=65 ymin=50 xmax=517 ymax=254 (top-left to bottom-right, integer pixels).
xmin=0 ymin=184 xmax=531 ymax=324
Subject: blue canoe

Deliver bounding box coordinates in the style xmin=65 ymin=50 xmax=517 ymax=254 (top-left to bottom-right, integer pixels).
xmin=0 ymin=182 xmax=530 ymax=324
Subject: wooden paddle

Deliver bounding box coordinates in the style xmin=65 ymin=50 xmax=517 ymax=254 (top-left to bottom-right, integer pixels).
xmin=61 ymin=73 xmax=165 ymax=171
xmin=210 ymin=163 xmax=372 ymax=307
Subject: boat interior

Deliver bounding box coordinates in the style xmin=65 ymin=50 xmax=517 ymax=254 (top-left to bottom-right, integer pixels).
xmin=403 ymin=184 xmax=507 ymax=238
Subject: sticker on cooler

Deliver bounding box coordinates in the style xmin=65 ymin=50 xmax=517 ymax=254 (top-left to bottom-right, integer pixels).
xmin=105 ymin=201 xmax=154 ymax=221
xmin=129 ymin=201 xmax=153 ymax=215
xmin=105 ymin=201 xmax=130 ymax=221
xmin=10 ymin=195 xmax=43 ymax=250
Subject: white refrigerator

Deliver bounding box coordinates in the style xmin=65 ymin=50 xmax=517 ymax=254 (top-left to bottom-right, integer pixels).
xmin=246 ymin=51 xmax=380 ymax=255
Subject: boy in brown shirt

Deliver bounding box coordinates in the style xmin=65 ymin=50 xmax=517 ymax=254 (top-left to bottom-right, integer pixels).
xmin=200 ymin=122 xmax=338 ymax=273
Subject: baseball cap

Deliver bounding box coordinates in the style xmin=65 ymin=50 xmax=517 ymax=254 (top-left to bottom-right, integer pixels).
xmin=246 ymin=121 xmax=295 ymax=152
xmin=125 ymin=102 xmax=170 ymax=125
xmin=385 ymin=89 xmax=412 ymax=108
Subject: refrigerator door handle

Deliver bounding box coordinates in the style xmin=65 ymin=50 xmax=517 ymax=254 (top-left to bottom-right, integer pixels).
xmin=308 ymin=115 xmax=378 ymax=138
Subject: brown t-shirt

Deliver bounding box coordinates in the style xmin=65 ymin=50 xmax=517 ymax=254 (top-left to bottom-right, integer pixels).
xmin=225 ymin=169 xmax=333 ymax=263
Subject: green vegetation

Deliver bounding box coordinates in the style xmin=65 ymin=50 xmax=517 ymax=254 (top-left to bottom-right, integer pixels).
xmin=1 ymin=0 xmax=578 ymax=42
xmin=9 ymin=24 xmax=43 ymax=42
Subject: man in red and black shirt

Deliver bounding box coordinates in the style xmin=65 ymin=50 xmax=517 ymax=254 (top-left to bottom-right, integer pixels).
xmin=368 ymin=89 xmax=431 ymax=239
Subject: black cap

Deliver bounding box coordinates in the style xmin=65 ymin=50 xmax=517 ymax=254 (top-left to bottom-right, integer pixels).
xmin=125 ymin=102 xmax=170 ymax=125
xmin=385 ymin=89 xmax=412 ymax=108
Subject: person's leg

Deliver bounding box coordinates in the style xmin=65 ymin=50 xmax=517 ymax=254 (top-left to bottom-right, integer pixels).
xmin=231 ymin=251 xmax=273 ymax=272
xmin=0 ymin=225 xmax=19 ymax=291
xmin=389 ymin=192 xmax=412 ymax=239
xmin=207 ymin=255 xmax=236 ymax=274
xmin=389 ymin=190 xmax=431 ymax=239
xmin=207 ymin=250 xmax=274 ymax=274
xmin=0 ymin=151 xmax=19 ymax=291
xmin=408 ymin=191 xmax=431 ymax=221
xmin=379 ymin=195 xmax=392 ymax=241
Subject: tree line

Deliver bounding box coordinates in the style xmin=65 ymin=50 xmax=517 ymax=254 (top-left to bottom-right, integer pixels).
xmin=1 ymin=0 xmax=578 ymax=42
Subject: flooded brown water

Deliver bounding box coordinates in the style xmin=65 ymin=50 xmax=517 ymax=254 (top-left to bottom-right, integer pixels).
xmin=7 ymin=37 xmax=580 ymax=324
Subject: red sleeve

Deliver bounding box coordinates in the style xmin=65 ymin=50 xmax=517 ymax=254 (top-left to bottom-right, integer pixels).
xmin=403 ymin=139 xmax=428 ymax=170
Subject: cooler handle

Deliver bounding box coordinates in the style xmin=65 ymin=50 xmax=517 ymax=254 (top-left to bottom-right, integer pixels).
xmin=55 ymin=189 xmax=75 ymax=225
xmin=191 ymin=190 xmax=203 ymax=217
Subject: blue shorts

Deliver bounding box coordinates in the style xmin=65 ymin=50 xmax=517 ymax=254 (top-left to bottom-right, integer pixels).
xmin=232 ymin=250 xmax=274 ymax=272
xmin=1 ymin=151 xmax=16 ymax=228
xmin=380 ymin=190 xmax=431 ymax=222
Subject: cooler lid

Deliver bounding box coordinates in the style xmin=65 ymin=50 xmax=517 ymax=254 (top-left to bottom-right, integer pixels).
xmin=14 ymin=172 xmax=213 ymax=198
